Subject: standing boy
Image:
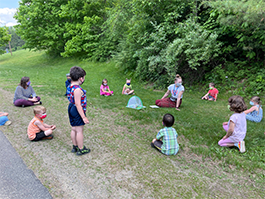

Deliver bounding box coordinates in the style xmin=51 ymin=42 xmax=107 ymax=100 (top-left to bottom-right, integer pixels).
xmin=68 ymin=66 xmax=90 ymax=155
xmin=151 ymin=113 xmax=179 ymax=155
xmin=65 ymin=73 xmax=71 ymax=96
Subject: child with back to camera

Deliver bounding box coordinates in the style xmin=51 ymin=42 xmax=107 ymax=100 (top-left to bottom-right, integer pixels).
xmin=218 ymin=96 xmax=247 ymax=153
xmin=100 ymin=79 xmax=114 ymax=96
xmin=27 ymin=106 xmax=56 ymax=141
xmin=244 ymin=96 xmax=263 ymax=123
xmin=65 ymin=73 xmax=71 ymax=96
xmin=122 ymin=79 xmax=134 ymax=95
xmin=151 ymin=113 xmax=179 ymax=155
xmin=67 ymin=66 xmax=90 ymax=155
xmin=201 ymin=82 xmax=219 ymax=101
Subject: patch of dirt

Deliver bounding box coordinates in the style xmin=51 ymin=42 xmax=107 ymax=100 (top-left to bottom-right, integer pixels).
xmin=0 ymin=88 xmax=264 ymax=198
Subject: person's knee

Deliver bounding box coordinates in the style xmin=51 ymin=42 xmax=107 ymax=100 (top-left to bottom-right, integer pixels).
xmin=155 ymin=100 xmax=160 ymax=106
xmin=218 ymin=140 xmax=224 ymax=146
xmin=44 ymin=129 xmax=53 ymax=136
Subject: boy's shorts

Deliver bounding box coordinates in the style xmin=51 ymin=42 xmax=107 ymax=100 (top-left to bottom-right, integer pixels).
xmin=208 ymin=95 xmax=215 ymax=100
xmin=68 ymin=103 xmax=85 ymax=126
xmin=151 ymin=140 xmax=163 ymax=152
xmin=32 ymin=131 xmax=46 ymax=141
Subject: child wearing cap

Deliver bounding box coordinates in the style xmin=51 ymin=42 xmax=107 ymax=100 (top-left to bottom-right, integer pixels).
xmin=65 ymin=73 xmax=71 ymax=96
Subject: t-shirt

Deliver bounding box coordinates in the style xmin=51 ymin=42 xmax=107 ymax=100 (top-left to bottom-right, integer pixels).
xmin=27 ymin=116 xmax=43 ymax=140
xmin=13 ymin=85 xmax=36 ymax=102
xmin=124 ymin=84 xmax=132 ymax=90
xmin=246 ymin=105 xmax=263 ymax=122
xmin=100 ymin=85 xmax=109 ymax=95
xmin=67 ymin=85 xmax=87 ymax=112
xmin=208 ymin=88 xmax=218 ymax=99
xmin=156 ymin=127 xmax=179 ymax=155
xmin=227 ymin=112 xmax=247 ymax=142
xmin=168 ymin=84 xmax=185 ymax=101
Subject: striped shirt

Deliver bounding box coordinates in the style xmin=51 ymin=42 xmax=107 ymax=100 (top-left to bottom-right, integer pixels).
xmin=156 ymin=127 xmax=179 ymax=155
xmin=67 ymin=85 xmax=87 ymax=112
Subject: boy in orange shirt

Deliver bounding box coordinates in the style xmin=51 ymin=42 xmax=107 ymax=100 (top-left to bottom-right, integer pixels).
xmin=27 ymin=106 xmax=56 ymax=141
xmin=201 ymin=82 xmax=219 ymax=102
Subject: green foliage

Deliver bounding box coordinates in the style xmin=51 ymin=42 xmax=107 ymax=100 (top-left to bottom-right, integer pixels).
xmin=0 ymin=27 xmax=11 ymax=55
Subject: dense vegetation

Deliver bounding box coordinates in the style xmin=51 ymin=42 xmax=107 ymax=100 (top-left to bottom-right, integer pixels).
xmin=12 ymin=0 xmax=265 ymax=96
xmin=0 ymin=26 xmax=11 ymax=55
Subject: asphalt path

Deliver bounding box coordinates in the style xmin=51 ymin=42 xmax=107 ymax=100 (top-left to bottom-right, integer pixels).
xmin=0 ymin=130 xmax=52 ymax=199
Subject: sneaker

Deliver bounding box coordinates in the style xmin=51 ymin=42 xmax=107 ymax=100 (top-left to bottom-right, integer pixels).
xmin=4 ymin=121 xmax=12 ymax=126
xmin=76 ymin=146 xmax=91 ymax=156
xmin=71 ymin=145 xmax=78 ymax=153
xmin=238 ymin=141 xmax=245 ymax=153
xmin=42 ymin=135 xmax=53 ymax=140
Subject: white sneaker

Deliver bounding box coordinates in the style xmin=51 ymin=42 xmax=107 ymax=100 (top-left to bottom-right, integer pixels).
xmin=239 ymin=141 xmax=245 ymax=153
xmin=4 ymin=121 xmax=12 ymax=126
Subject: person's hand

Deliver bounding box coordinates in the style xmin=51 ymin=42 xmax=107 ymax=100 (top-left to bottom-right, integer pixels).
xmin=83 ymin=117 xmax=90 ymax=124
xmin=176 ymin=108 xmax=180 ymax=111
xmin=3 ymin=112 xmax=8 ymax=116
xmin=222 ymin=135 xmax=228 ymax=140
xmin=51 ymin=125 xmax=56 ymax=130
xmin=223 ymin=122 xmax=228 ymax=125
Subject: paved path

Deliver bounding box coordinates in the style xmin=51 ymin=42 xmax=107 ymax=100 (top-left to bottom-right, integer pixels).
xmin=0 ymin=130 xmax=52 ymax=199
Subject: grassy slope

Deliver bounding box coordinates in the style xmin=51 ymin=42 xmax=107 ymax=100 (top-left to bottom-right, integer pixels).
xmin=0 ymin=50 xmax=265 ymax=198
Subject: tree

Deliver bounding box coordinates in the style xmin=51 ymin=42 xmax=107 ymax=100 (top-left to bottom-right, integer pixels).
xmin=0 ymin=27 xmax=11 ymax=55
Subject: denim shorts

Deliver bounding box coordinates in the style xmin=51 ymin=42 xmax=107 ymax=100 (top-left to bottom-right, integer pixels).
xmin=68 ymin=103 xmax=85 ymax=126
xmin=208 ymin=95 xmax=215 ymax=100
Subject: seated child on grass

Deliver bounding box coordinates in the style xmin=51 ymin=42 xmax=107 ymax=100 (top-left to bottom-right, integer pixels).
xmin=201 ymin=82 xmax=219 ymax=101
xmin=151 ymin=113 xmax=179 ymax=155
xmin=122 ymin=79 xmax=134 ymax=95
xmin=27 ymin=106 xmax=56 ymax=141
xmin=244 ymin=96 xmax=263 ymax=123
xmin=218 ymin=95 xmax=247 ymax=153
xmin=65 ymin=73 xmax=71 ymax=96
xmin=0 ymin=112 xmax=12 ymax=126
xmin=100 ymin=79 xmax=114 ymax=96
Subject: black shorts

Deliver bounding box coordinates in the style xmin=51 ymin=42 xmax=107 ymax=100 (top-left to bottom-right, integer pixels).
xmin=32 ymin=131 xmax=46 ymax=141
xmin=68 ymin=103 xmax=85 ymax=126
xmin=151 ymin=140 xmax=163 ymax=152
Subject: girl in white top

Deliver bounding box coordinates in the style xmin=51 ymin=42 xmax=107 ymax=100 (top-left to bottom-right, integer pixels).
xmin=218 ymin=95 xmax=247 ymax=153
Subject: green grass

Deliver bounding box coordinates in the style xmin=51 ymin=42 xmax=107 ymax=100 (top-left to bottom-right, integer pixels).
xmin=1 ymin=50 xmax=265 ymax=198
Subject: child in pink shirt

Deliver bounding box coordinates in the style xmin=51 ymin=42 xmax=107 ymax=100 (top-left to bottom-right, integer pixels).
xmin=100 ymin=79 xmax=113 ymax=96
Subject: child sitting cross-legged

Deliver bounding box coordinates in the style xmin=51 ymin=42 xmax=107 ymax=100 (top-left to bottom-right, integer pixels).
xmin=201 ymin=82 xmax=219 ymax=101
xmin=244 ymin=96 xmax=263 ymax=123
xmin=151 ymin=113 xmax=179 ymax=155
xmin=27 ymin=106 xmax=56 ymax=141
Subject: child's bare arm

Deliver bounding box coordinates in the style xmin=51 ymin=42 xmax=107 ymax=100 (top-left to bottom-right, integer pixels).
xmin=74 ymin=88 xmax=89 ymax=124
xmin=214 ymin=94 xmax=218 ymax=101
xmin=244 ymin=106 xmax=257 ymax=114
xmin=223 ymin=120 xmax=235 ymax=139
xmin=122 ymin=86 xmax=126 ymax=94
xmin=35 ymin=121 xmax=51 ymax=131
xmin=0 ymin=112 xmax=8 ymax=116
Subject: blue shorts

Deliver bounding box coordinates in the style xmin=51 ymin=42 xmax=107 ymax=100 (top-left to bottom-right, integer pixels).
xmin=68 ymin=103 xmax=85 ymax=126
xmin=208 ymin=95 xmax=215 ymax=100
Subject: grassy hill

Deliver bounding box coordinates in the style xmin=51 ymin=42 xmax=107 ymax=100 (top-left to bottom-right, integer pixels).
xmin=0 ymin=50 xmax=264 ymax=198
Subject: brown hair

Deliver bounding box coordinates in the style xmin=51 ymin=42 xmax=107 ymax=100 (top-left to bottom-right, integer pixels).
xmin=33 ymin=106 xmax=46 ymax=115
xmin=251 ymin=96 xmax=261 ymax=104
xmin=209 ymin=82 xmax=215 ymax=87
xmin=102 ymin=78 xmax=108 ymax=85
xmin=19 ymin=76 xmax=30 ymax=89
xmin=175 ymin=74 xmax=182 ymax=83
xmin=70 ymin=66 xmax=86 ymax=81
xmin=228 ymin=95 xmax=247 ymax=113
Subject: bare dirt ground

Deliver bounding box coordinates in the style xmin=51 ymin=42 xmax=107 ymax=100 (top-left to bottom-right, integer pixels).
xmin=0 ymin=88 xmax=264 ymax=198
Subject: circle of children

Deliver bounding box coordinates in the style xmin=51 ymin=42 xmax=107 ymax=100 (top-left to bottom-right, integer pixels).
xmin=0 ymin=66 xmax=263 ymax=156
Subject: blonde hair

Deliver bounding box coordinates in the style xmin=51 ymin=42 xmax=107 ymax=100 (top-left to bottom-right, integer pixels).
xmin=33 ymin=106 xmax=46 ymax=115
xmin=251 ymin=96 xmax=261 ymax=114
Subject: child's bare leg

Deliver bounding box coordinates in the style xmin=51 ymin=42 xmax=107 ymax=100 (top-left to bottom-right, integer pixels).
xmin=201 ymin=96 xmax=206 ymax=100
xmin=71 ymin=127 xmax=77 ymax=146
xmin=152 ymin=138 xmax=156 ymax=143
xmin=75 ymin=126 xmax=84 ymax=149
xmin=128 ymin=89 xmax=134 ymax=95
xmin=44 ymin=129 xmax=53 ymax=136
xmin=208 ymin=98 xmax=214 ymax=101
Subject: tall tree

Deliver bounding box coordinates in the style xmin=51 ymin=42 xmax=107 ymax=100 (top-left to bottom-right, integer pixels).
xmin=0 ymin=27 xmax=11 ymax=55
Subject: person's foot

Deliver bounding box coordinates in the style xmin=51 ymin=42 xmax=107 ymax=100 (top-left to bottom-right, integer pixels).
xmin=76 ymin=146 xmax=91 ymax=156
xmin=71 ymin=145 xmax=78 ymax=153
xmin=238 ymin=141 xmax=245 ymax=153
xmin=42 ymin=135 xmax=53 ymax=140
xmin=4 ymin=121 xmax=12 ymax=126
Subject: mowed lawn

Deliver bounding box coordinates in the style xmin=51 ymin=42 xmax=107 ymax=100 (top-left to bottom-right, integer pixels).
xmin=0 ymin=50 xmax=265 ymax=198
